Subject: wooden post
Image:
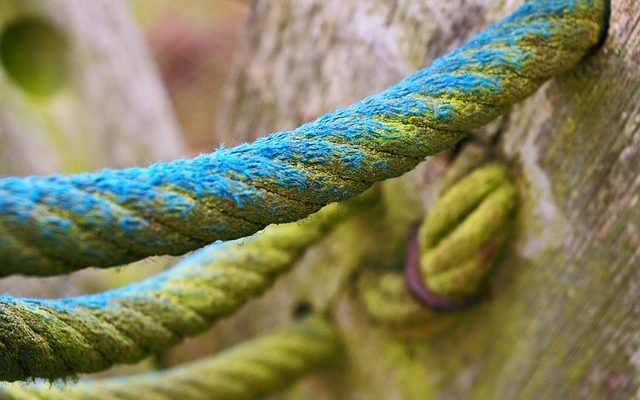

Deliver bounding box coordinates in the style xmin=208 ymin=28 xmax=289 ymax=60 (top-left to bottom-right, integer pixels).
xmin=212 ymin=1 xmax=640 ymax=398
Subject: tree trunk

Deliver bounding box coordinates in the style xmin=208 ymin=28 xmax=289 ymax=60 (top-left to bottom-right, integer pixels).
xmin=0 ymin=0 xmax=184 ymax=175
xmin=210 ymin=0 xmax=640 ymax=398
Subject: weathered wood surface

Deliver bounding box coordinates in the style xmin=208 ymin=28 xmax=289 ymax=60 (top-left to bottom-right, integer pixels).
xmin=209 ymin=0 xmax=640 ymax=398
xmin=0 ymin=0 xmax=184 ymax=175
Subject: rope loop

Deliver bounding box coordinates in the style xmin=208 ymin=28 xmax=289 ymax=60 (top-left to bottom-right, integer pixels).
xmin=406 ymin=157 xmax=518 ymax=310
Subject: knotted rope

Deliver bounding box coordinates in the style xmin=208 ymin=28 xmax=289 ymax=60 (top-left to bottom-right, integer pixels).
xmin=0 ymin=316 xmax=337 ymax=400
xmin=0 ymin=0 xmax=606 ymax=276
xmin=407 ymin=162 xmax=518 ymax=310
xmin=0 ymin=201 xmax=354 ymax=382
xmin=360 ymin=145 xmax=516 ymax=327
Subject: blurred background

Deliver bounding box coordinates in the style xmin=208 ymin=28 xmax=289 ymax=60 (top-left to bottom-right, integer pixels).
xmin=130 ymin=0 xmax=247 ymax=153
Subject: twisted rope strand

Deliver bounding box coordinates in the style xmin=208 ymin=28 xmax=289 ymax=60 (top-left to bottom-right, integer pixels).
xmin=0 ymin=316 xmax=338 ymax=400
xmin=0 ymin=0 xmax=606 ymax=276
xmin=0 ymin=201 xmax=353 ymax=382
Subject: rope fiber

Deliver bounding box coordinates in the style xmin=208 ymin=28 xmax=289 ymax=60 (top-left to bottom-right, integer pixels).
xmin=411 ymin=163 xmax=517 ymax=309
xmin=0 ymin=316 xmax=338 ymax=400
xmin=0 ymin=0 xmax=606 ymax=276
xmin=0 ymin=201 xmax=354 ymax=382
xmin=0 ymin=0 xmax=609 ymax=390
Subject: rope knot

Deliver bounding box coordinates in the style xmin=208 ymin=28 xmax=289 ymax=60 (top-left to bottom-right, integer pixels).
xmin=406 ymin=160 xmax=518 ymax=310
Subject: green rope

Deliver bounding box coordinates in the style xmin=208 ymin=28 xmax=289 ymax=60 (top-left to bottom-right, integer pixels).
xmin=0 ymin=316 xmax=338 ymax=400
xmin=405 ymin=162 xmax=517 ymax=310
xmin=0 ymin=200 xmax=361 ymax=382
xmin=360 ymin=145 xmax=515 ymax=325
xmin=359 ymin=272 xmax=437 ymax=326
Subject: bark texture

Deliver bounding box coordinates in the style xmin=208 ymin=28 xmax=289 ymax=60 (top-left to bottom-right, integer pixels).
xmin=211 ymin=0 xmax=640 ymax=398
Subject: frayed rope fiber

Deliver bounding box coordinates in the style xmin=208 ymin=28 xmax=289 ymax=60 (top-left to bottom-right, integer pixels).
xmin=0 ymin=316 xmax=338 ymax=400
xmin=0 ymin=201 xmax=353 ymax=382
xmin=0 ymin=0 xmax=606 ymax=276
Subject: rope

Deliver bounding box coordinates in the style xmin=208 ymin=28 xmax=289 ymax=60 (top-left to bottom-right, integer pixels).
xmin=0 ymin=201 xmax=355 ymax=382
xmin=360 ymin=147 xmax=515 ymax=327
xmin=406 ymin=162 xmax=518 ymax=310
xmin=359 ymin=272 xmax=436 ymax=326
xmin=0 ymin=0 xmax=606 ymax=276
xmin=0 ymin=316 xmax=338 ymax=400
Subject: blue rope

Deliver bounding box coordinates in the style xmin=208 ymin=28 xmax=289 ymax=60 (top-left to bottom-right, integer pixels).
xmin=0 ymin=0 xmax=606 ymax=276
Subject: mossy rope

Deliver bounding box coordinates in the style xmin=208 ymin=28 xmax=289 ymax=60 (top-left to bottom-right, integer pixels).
xmin=0 ymin=316 xmax=337 ymax=400
xmin=0 ymin=0 xmax=607 ymax=396
xmin=0 ymin=0 xmax=606 ymax=276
